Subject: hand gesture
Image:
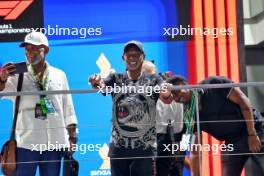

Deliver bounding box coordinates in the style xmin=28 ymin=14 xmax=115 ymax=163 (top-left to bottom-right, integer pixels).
xmin=0 ymin=63 xmax=16 ymax=83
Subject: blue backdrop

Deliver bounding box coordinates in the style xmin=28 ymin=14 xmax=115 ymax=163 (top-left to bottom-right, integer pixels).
xmin=0 ymin=0 xmax=188 ymax=175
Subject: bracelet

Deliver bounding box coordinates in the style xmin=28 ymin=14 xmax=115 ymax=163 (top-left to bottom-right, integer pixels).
xmin=248 ymin=133 xmax=257 ymax=136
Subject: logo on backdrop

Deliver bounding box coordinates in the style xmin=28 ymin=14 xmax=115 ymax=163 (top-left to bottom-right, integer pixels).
xmin=90 ymin=143 xmax=111 ymax=176
xmin=0 ymin=0 xmax=34 ymax=20
xmin=0 ymin=0 xmax=43 ymax=42
xmin=96 ymin=53 xmax=115 ymax=78
xmin=99 ymin=144 xmax=110 ymax=169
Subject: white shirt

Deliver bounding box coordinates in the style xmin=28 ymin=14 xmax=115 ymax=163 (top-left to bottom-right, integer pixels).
xmin=156 ymin=99 xmax=183 ymax=134
xmin=1 ymin=64 xmax=77 ymax=151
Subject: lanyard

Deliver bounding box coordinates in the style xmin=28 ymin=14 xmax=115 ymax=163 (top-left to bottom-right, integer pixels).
xmin=183 ymin=91 xmax=197 ymax=134
xmin=28 ymin=63 xmax=56 ymax=116
xmin=28 ymin=64 xmax=50 ymax=115
xmin=28 ymin=63 xmax=49 ymax=91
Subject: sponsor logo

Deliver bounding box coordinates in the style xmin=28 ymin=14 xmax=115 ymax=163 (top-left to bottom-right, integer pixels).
xmin=0 ymin=0 xmax=34 ymax=20
xmin=90 ymin=143 xmax=111 ymax=176
xmin=96 ymin=53 xmax=115 ymax=78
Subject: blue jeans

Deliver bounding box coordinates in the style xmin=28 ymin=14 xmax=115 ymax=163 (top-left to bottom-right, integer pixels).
xmin=15 ymin=148 xmax=62 ymax=176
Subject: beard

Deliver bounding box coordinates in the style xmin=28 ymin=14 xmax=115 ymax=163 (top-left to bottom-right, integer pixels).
xmin=27 ymin=53 xmax=44 ymax=65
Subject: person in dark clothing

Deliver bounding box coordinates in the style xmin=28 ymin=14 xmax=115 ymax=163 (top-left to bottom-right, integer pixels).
xmin=89 ymin=40 xmax=174 ymax=176
xmin=142 ymin=63 xmax=190 ymax=176
xmin=171 ymin=75 xmax=264 ymax=176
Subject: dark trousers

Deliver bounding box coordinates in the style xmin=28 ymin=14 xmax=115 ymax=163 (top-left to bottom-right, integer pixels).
xmin=156 ymin=133 xmax=185 ymax=176
xmin=15 ymin=147 xmax=62 ymax=176
xmin=156 ymin=157 xmax=184 ymax=176
xmin=222 ymin=134 xmax=264 ymax=176
xmin=110 ymin=158 xmax=154 ymax=176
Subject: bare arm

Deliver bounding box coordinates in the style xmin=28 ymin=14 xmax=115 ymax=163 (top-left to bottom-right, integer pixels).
xmin=228 ymin=87 xmax=261 ymax=152
xmin=66 ymin=124 xmax=77 ymax=152
xmin=159 ymin=83 xmax=173 ymax=104
xmin=89 ymin=74 xmax=106 ymax=89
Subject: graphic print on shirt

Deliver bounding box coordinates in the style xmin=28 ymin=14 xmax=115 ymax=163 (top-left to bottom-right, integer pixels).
xmin=111 ymin=73 xmax=159 ymax=149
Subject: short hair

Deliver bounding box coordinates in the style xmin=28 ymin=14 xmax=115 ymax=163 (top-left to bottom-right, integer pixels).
xmin=166 ymin=75 xmax=188 ymax=85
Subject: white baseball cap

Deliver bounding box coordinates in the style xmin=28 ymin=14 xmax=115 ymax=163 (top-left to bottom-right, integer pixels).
xmin=19 ymin=31 xmax=49 ymax=48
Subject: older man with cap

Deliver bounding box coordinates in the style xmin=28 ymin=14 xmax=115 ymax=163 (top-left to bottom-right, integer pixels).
xmin=89 ymin=40 xmax=174 ymax=176
xmin=0 ymin=31 xmax=78 ymax=176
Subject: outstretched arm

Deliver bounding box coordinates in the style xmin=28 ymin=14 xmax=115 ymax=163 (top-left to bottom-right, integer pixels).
xmin=228 ymin=87 xmax=261 ymax=153
xmin=89 ymin=74 xmax=106 ymax=89
xmin=159 ymin=83 xmax=173 ymax=104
